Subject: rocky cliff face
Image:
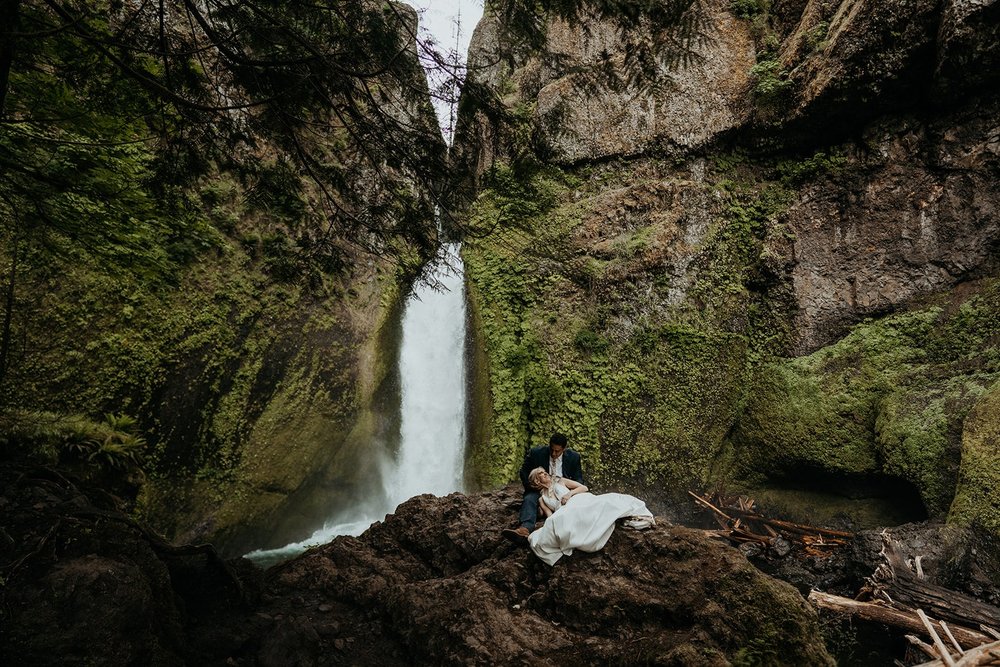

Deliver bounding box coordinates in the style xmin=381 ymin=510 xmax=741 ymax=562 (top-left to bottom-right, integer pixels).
xmin=0 ymin=464 xmax=834 ymax=665
xmin=453 ymin=0 xmax=1000 ymax=537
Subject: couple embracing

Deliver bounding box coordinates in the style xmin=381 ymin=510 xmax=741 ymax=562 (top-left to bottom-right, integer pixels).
xmin=502 ymin=433 xmax=655 ymax=565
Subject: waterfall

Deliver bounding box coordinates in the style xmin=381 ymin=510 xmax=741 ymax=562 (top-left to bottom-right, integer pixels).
xmin=245 ymin=244 xmax=468 ymax=566
xmin=385 ymin=242 xmax=468 ymax=503
xmin=244 ymin=2 xmax=479 ymax=567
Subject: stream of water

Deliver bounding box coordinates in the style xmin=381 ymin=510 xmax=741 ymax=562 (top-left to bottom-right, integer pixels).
xmin=245 ymin=243 xmax=468 ymax=566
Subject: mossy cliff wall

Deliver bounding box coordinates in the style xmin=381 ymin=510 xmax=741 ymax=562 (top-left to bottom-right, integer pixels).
xmin=0 ymin=4 xmax=443 ymax=555
xmin=454 ymin=0 xmax=1000 ymax=535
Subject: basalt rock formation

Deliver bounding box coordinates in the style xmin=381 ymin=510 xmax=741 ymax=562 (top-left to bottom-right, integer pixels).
xmin=453 ymin=0 xmax=1000 ymax=544
xmin=0 ymin=464 xmax=834 ymax=666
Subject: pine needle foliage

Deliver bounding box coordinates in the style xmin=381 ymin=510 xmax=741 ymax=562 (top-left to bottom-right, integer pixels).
xmin=0 ymin=0 xmax=451 ymax=395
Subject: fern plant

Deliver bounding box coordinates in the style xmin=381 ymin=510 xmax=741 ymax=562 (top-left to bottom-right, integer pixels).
xmin=84 ymin=413 xmax=147 ymax=471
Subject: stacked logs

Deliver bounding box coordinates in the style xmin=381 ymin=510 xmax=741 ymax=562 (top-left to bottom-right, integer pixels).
xmin=688 ymin=492 xmax=1000 ymax=664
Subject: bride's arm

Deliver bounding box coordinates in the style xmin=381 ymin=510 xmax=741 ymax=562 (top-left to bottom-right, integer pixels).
xmin=560 ymin=479 xmax=589 ymax=504
xmin=539 ymin=498 xmax=552 ymax=518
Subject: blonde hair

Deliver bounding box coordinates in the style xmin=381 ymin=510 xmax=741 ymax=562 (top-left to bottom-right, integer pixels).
xmin=528 ymin=467 xmax=560 ymax=497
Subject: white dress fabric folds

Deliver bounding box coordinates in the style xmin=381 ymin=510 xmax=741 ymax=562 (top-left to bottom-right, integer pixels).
xmin=527 ymin=483 xmax=655 ymax=566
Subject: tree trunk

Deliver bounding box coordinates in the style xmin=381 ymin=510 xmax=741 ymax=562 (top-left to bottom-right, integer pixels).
xmin=871 ymin=537 xmax=1000 ymax=630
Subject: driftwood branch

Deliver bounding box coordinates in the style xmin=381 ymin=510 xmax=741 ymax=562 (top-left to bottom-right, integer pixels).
xmin=918 ymin=608 xmax=957 ymax=667
xmin=913 ymin=640 xmax=1000 ymax=666
xmin=908 ymin=634 xmax=943 ymax=661
xmin=688 ymin=491 xmax=851 ymax=557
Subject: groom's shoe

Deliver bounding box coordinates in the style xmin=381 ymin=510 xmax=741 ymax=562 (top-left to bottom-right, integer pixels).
xmin=501 ymin=526 xmax=530 ymax=547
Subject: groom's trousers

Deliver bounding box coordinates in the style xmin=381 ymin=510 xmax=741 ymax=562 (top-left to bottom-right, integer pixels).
xmin=519 ymin=491 xmax=541 ymax=531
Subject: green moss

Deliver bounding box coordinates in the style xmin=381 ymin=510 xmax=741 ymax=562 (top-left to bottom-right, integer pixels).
xmin=463 ymin=159 xmax=793 ymax=489
xmin=732 ymin=284 xmax=1000 ymax=518
xmin=949 ymin=381 xmax=1000 ymax=539
xmin=464 ymin=142 xmax=1000 ymax=535
xmin=3 ymin=151 xmax=417 ymax=549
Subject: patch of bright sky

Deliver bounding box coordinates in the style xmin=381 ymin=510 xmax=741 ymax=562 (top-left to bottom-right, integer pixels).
xmin=408 ymin=1 xmax=484 ymax=143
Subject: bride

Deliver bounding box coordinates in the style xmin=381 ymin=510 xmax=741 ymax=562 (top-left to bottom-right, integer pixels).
xmin=526 ymin=467 xmax=655 ymax=565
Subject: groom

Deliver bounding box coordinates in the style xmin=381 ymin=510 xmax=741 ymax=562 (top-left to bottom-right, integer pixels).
xmin=501 ymin=433 xmax=585 ymax=546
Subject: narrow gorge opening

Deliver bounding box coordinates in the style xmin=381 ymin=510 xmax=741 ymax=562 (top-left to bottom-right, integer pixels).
xmin=243 ymin=4 xmax=481 ymax=566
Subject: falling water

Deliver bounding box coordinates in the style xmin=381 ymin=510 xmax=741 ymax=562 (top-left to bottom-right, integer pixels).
xmin=386 ymin=242 xmax=468 ymax=501
xmin=244 ymin=3 xmax=476 ymax=567
xmin=245 ymin=243 xmax=468 ymax=566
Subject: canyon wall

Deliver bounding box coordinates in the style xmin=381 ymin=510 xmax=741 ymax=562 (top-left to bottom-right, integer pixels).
xmin=0 ymin=2 xmax=445 ymax=555
xmin=454 ymin=0 xmax=1000 ymax=536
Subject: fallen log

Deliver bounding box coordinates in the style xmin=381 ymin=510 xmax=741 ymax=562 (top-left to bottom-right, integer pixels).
xmin=870 ymin=536 xmax=1000 ymax=631
xmin=808 ymin=591 xmax=992 ymax=649
xmin=737 ymin=514 xmax=854 ymax=540
xmin=688 ymin=491 xmax=853 ymax=557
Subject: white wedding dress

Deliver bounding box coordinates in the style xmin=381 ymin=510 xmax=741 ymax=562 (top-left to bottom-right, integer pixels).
xmin=527 ymin=482 xmax=655 ymax=566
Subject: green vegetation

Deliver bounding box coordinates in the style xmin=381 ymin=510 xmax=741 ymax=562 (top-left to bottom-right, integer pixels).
xmin=733 ymin=281 xmax=1000 ymax=519
xmin=750 ymin=58 xmax=793 ymax=103
xmin=1 ymin=411 xmax=143 ymax=468
xmin=949 ymin=381 xmax=1000 ymax=537
xmin=0 ymin=0 xmax=442 ymax=543
xmin=463 ymin=157 xmax=795 ymax=488
xmin=463 ymin=133 xmax=1000 ymax=542
xmin=730 ymin=0 xmax=769 ymax=20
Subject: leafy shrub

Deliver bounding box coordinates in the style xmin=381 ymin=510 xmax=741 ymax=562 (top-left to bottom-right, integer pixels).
xmin=750 ymin=58 xmax=793 ymax=103
xmin=0 ymin=411 xmax=146 ymax=471
xmin=84 ymin=413 xmax=147 ymax=470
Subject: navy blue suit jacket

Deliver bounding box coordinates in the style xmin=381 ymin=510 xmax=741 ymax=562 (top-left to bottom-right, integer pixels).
xmin=519 ymin=446 xmax=584 ymax=491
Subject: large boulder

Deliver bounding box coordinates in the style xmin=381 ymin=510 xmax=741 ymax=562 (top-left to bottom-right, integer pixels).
xmin=261 ymin=486 xmax=834 ymax=666
xmin=0 ymin=464 xmax=256 ymax=666
xmin=0 ymin=464 xmax=833 ymax=665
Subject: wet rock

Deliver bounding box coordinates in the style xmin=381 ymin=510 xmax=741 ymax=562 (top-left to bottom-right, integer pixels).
xmin=935 ymin=0 xmax=1000 ymax=95
xmin=0 ymin=464 xmax=258 ymax=666
xmin=453 ymin=0 xmax=756 ymax=175
xmin=784 ymin=105 xmax=1000 ymax=353
xmin=770 ymin=536 xmax=793 ymax=557
xmin=0 ymin=467 xmax=834 ymax=665
xmin=778 ymin=0 xmax=942 ymax=132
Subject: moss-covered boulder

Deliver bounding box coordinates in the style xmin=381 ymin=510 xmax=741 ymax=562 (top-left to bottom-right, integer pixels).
xmin=949 ymin=380 xmax=1000 ymax=538
xmin=731 ymin=281 xmax=1000 ymax=519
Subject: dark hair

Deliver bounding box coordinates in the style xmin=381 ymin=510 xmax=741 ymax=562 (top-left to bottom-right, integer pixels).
xmin=549 ymin=433 xmax=567 ymax=447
